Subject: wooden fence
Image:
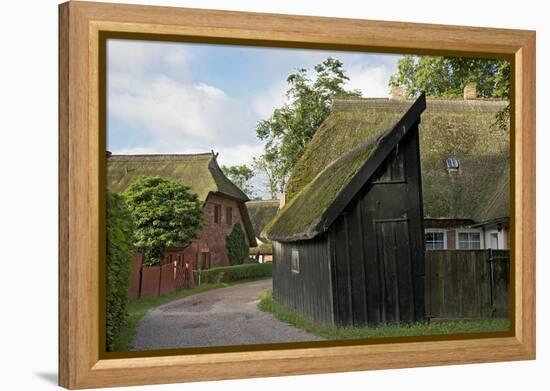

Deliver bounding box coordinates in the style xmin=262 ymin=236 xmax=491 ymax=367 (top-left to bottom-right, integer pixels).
xmin=425 ymin=249 xmax=509 ymax=320
xmin=129 ymin=253 xmax=194 ymax=301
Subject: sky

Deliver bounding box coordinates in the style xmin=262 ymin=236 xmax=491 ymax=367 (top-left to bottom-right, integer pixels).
xmin=107 ymin=39 xmax=402 ymax=197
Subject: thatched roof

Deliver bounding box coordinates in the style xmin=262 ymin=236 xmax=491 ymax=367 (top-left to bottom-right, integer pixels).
xmin=107 ymin=152 xmax=257 ymax=247
xmin=107 ymin=152 xmax=249 ymax=202
xmin=264 ymin=95 xmax=427 ymax=242
xmin=246 ymin=200 xmax=279 ymax=240
xmin=265 ymin=96 xmax=509 ymax=242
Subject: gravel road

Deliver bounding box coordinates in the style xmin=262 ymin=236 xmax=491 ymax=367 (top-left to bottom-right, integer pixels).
xmin=132 ymin=279 xmax=322 ymax=350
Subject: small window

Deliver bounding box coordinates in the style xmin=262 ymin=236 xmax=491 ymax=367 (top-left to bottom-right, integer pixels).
xmin=226 ymin=207 xmax=233 ymax=225
xmin=425 ymin=231 xmax=446 ymax=250
xmin=446 ymin=158 xmax=460 ymax=173
xmin=457 ymin=231 xmax=481 ymax=249
xmin=214 ymin=204 xmax=221 ymax=224
xmin=373 ymin=145 xmax=405 ymax=183
xmin=291 ymin=248 xmax=300 ymax=274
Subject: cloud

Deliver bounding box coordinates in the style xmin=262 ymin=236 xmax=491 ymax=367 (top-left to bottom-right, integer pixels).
xmin=251 ymin=80 xmax=288 ymax=119
xmin=107 ymin=39 xmax=192 ymax=77
xmin=346 ymin=63 xmax=395 ymax=98
xmin=107 ymin=40 xmax=260 ymax=150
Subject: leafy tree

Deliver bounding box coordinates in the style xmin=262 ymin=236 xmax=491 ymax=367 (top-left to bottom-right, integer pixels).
xmin=106 ymin=191 xmax=134 ymax=351
xmin=122 ymin=176 xmax=203 ymax=266
xmin=221 ymin=164 xmax=256 ymax=198
xmin=389 ymin=55 xmax=510 ymax=129
xmin=252 ymin=156 xmax=287 ymax=200
xmin=225 ymin=223 xmax=249 ymax=265
xmin=255 ymin=57 xmax=361 ymax=196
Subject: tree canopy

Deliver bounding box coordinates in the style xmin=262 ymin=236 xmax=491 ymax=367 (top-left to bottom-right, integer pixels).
xmin=122 ymin=176 xmax=203 ymax=266
xmin=389 ymin=55 xmax=510 ymax=99
xmin=389 ymin=55 xmax=510 ymax=131
xmin=254 ymin=57 xmax=361 ymax=198
xmin=221 ymin=164 xmax=256 ymax=198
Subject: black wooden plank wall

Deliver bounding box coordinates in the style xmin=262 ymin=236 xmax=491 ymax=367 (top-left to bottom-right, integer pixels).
xmin=329 ymin=126 xmax=426 ymax=327
xmin=272 ymin=237 xmax=334 ymax=324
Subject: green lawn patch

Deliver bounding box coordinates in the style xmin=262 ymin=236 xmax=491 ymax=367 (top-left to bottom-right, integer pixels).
xmin=258 ymin=289 xmax=510 ymax=339
xmin=111 ymin=277 xmax=270 ymax=352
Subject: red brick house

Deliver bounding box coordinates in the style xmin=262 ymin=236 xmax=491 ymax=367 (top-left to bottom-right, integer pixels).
xmin=107 ymin=152 xmax=257 ymax=269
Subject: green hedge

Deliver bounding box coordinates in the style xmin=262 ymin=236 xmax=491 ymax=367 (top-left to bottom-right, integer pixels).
xmin=194 ymin=263 xmax=272 ymax=284
xmin=106 ymin=192 xmax=135 ymax=352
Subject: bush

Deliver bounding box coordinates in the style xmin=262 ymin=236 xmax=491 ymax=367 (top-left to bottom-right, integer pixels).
xmin=194 ymin=263 xmax=272 ymax=285
xmin=225 ymin=223 xmax=248 ymax=265
xmin=106 ymin=192 xmax=135 ymax=351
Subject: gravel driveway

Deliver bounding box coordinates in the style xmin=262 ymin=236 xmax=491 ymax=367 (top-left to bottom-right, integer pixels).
xmin=132 ymin=279 xmax=322 ymax=350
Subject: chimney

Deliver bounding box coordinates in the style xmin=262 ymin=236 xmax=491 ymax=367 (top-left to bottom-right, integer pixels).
xmin=463 ymin=83 xmax=477 ymax=100
xmin=279 ymin=192 xmax=286 ymax=209
xmin=279 ymin=182 xmax=289 ymax=209
xmin=390 ymin=86 xmax=404 ymax=101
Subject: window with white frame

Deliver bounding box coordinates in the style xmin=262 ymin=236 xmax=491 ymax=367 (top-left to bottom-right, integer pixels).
xmin=457 ymin=230 xmax=482 ymax=249
xmin=425 ymin=230 xmax=446 ymax=250
xmin=291 ymin=248 xmax=300 ymax=274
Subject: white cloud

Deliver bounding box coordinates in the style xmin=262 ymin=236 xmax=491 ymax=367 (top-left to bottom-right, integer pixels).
xmin=346 ymin=63 xmax=394 ymax=98
xmin=108 ymin=39 xmax=191 ymax=76
xmin=251 ymin=80 xmax=288 ymax=119
xmin=214 ymin=144 xmax=265 ymax=167
xmin=108 ymin=40 xmax=260 ymax=149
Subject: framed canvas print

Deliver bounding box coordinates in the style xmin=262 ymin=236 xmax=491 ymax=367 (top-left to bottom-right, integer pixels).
xmin=58 ymin=1 xmax=536 ymax=389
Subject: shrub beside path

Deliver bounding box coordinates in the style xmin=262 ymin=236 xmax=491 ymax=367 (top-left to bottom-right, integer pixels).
xmin=132 ymin=279 xmax=322 ymax=350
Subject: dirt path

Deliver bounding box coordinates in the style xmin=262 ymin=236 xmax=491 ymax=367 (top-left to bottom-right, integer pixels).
xmin=132 ymin=279 xmax=322 ymax=350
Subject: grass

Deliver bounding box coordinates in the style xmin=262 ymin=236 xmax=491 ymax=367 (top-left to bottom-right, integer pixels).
xmin=111 ymin=277 xmax=269 ymax=352
xmin=258 ymin=289 xmax=510 ymax=340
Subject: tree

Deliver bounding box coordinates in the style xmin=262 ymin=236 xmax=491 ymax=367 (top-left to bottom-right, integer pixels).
xmin=106 ymin=191 xmax=134 ymax=351
xmin=122 ymin=176 xmax=203 ymax=266
xmin=221 ymin=164 xmax=256 ymax=198
xmin=252 ymin=155 xmax=286 ymax=200
xmin=225 ymin=223 xmax=249 ymax=265
xmin=389 ymin=55 xmax=510 ymax=129
xmin=255 ymin=57 xmax=361 ymax=196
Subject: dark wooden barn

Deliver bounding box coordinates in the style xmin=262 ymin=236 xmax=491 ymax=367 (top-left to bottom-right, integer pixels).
xmin=264 ymin=94 xmax=427 ymax=327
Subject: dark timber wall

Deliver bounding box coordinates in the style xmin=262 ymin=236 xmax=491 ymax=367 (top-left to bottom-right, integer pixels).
xmin=425 ymin=249 xmax=510 ymax=319
xmin=272 ymin=237 xmax=334 ymax=324
xmin=328 ymin=126 xmax=425 ymax=326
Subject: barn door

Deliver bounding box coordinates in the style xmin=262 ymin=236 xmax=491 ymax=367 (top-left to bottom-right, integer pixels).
xmin=374 ymin=218 xmax=415 ymax=323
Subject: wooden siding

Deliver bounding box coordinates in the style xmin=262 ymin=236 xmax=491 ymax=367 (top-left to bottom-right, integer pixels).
xmin=272 ymin=238 xmax=333 ymax=324
xmin=329 ymin=124 xmax=425 ymax=326
xmin=425 ymin=250 xmax=510 ymax=319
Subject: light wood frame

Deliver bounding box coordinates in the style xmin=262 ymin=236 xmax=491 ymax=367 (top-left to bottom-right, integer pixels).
xmin=59 ymin=1 xmax=536 ymax=389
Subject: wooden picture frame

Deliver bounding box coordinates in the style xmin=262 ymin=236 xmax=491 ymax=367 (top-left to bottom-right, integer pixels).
xmin=59 ymin=1 xmax=536 ymax=388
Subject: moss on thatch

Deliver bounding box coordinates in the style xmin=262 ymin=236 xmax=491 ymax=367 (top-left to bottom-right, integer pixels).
xmin=474 ymin=170 xmax=510 ymax=222
xmin=285 ymin=97 xmax=509 ymax=223
xmin=107 ymin=153 xmax=249 ymax=203
xmin=264 ymin=131 xmax=385 ymax=241
xmin=246 ymin=200 xmax=279 ymax=239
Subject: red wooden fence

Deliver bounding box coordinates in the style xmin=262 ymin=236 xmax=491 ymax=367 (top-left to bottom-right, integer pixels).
xmin=129 ymin=253 xmax=195 ymax=301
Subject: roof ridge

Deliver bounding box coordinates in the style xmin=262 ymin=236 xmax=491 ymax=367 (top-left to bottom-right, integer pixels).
xmin=331 ymin=97 xmax=508 ymax=113
xmin=333 ymin=97 xmax=509 ymax=102
xmin=107 ymin=153 xmax=213 ymax=161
